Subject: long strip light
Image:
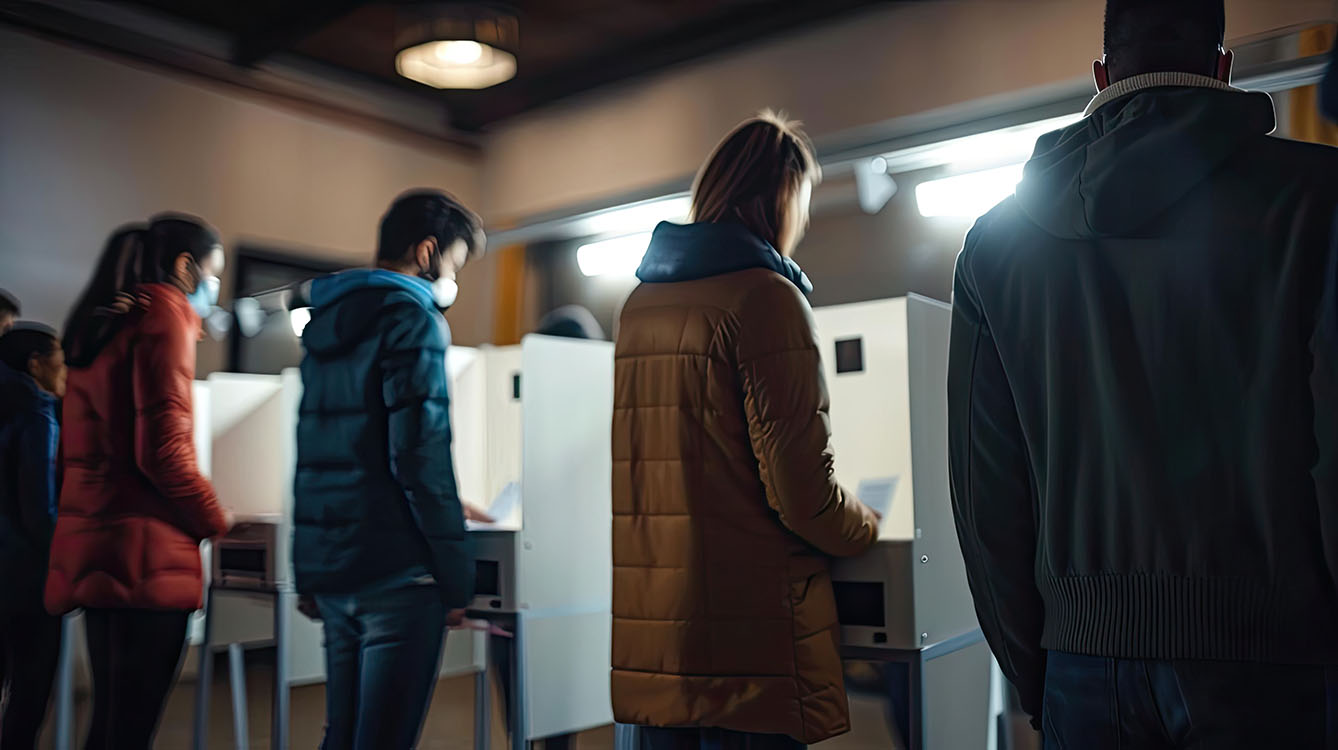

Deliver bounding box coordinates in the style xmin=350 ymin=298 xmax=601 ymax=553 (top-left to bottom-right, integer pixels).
xmin=881 ymin=113 xmax=1082 ymax=175
xmin=915 ymin=163 xmax=1027 ymax=219
xmin=577 ymin=233 xmax=653 ymax=278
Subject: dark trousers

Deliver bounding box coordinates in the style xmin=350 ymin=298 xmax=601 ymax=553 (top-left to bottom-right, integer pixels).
xmin=0 ymin=611 xmax=61 ymax=750
xmin=83 ymin=608 xmax=189 ymax=750
xmin=637 ymin=727 xmax=805 ymax=750
xmin=1043 ymin=650 xmax=1338 ymax=749
xmin=315 ymin=585 xmax=446 ymax=750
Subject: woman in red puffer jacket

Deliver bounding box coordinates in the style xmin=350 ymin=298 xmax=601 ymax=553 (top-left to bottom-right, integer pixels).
xmin=48 ymin=216 xmax=234 ymax=749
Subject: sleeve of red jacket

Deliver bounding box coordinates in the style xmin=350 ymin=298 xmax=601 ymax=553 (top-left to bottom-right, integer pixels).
xmin=132 ymin=299 xmax=228 ymax=541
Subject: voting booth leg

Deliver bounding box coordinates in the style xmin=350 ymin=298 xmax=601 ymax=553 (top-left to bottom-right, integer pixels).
xmin=272 ymin=589 xmax=291 ymax=750
xmin=510 ymin=614 xmax=528 ymax=750
xmin=52 ymin=613 xmax=77 ymax=750
xmin=228 ymin=643 xmax=250 ymax=750
xmin=916 ymin=630 xmax=992 ymax=750
xmin=194 ymin=588 xmax=216 ymax=750
xmin=613 ymin=724 xmax=640 ymax=750
xmin=475 ymin=633 xmax=491 ymax=750
xmin=907 ymin=652 xmax=924 ymax=750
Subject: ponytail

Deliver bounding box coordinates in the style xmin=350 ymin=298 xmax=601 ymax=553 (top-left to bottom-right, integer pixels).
xmin=63 ymin=227 xmax=148 ymax=368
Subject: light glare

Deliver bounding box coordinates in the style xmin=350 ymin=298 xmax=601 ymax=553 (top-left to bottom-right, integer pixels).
xmin=290 ymin=307 xmax=312 ymax=338
xmin=434 ymin=40 xmax=484 ymax=65
xmin=577 ymin=233 xmax=653 ymax=277
xmin=915 ymin=163 xmax=1027 ymax=219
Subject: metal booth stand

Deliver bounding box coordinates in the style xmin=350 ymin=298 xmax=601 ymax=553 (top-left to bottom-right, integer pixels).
xmin=193 ymin=520 xmax=292 ymax=750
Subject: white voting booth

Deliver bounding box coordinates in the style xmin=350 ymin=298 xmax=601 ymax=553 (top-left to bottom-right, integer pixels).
xmin=811 ymin=295 xmax=996 ymax=750
xmin=190 ymin=334 xmax=613 ymax=749
xmin=451 ymin=336 xmax=616 ymax=748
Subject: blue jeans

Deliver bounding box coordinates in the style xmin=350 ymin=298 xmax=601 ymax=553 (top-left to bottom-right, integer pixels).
xmin=637 ymin=727 xmax=805 ymax=750
xmin=1043 ymin=651 xmax=1338 ymax=749
xmin=315 ymin=586 xmax=446 ymax=750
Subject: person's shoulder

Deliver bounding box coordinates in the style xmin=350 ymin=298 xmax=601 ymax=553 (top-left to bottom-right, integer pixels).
xmin=135 ymin=283 xmax=194 ymax=333
xmin=378 ymin=291 xmax=447 ymax=349
xmin=955 ymin=196 xmax=1025 ymax=277
xmin=1248 ymin=135 xmax=1338 ymax=188
xmin=735 ymin=267 xmax=805 ymax=302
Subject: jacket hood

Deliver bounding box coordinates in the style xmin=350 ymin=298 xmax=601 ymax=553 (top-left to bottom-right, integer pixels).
xmin=0 ymin=364 xmax=55 ymax=422
xmin=302 ymin=270 xmax=437 ymax=357
xmin=636 ymin=221 xmax=813 ymax=295
xmin=1015 ymin=87 xmax=1276 ymax=240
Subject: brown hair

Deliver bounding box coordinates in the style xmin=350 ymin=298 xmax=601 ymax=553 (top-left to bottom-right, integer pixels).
xmin=690 ymin=110 xmax=820 ymax=251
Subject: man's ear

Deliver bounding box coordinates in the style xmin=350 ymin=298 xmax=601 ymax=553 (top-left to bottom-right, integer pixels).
xmin=414 ymin=237 xmax=437 ymax=273
xmin=1093 ymin=59 xmax=1111 ymax=92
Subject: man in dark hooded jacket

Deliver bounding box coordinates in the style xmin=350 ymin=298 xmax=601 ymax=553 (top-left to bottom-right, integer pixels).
xmin=947 ymin=0 xmax=1338 ymax=745
xmin=293 ymin=189 xmax=486 ymax=750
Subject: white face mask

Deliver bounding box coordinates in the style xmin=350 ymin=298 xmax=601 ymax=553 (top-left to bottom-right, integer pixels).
xmin=431 ymin=277 xmax=459 ymax=309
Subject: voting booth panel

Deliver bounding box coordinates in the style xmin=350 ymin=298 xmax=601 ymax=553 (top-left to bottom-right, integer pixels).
xmin=516 ymin=335 xmax=615 ymax=740
xmin=454 ymin=337 xmax=616 ymax=742
xmin=905 ymin=296 xmax=977 ymax=651
xmin=813 ymin=296 xmax=975 ymax=649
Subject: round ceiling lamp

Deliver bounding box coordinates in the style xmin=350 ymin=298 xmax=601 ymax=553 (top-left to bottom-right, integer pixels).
xmin=395 ymin=4 xmax=519 ymax=90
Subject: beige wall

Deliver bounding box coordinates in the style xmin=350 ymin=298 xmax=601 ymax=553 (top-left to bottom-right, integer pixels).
xmin=481 ymin=0 xmax=1336 ymax=222
xmin=0 ymin=27 xmax=489 ymax=369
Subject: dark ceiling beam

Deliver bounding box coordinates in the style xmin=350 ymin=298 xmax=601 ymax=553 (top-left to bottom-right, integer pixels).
xmin=447 ymin=0 xmax=893 ymax=130
xmin=231 ymin=0 xmax=370 ymax=67
xmin=0 ymin=0 xmax=476 ymax=151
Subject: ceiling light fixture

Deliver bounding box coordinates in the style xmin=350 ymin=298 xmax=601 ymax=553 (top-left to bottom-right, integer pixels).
xmin=395 ymin=5 xmax=519 ymax=90
xmin=881 ymin=114 xmax=1083 ymax=176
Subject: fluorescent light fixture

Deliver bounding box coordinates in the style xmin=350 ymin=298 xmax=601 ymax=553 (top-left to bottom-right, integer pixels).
xmin=396 ymin=40 xmax=516 ymax=89
xmin=881 ymin=113 xmax=1082 ymax=175
xmin=915 ymin=163 xmax=1026 ymax=219
xmin=289 ymin=307 xmax=312 ymax=338
xmin=577 ymin=233 xmax=653 ymax=277
xmin=571 ymin=195 xmax=692 ymax=240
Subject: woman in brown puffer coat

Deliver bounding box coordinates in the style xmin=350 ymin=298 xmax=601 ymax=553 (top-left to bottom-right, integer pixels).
xmin=611 ymin=112 xmax=880 ymax=749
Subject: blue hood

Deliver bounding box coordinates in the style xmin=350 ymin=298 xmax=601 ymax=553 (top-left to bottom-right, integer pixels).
xmin=636 ymin=221 xmax=813 ymax=295
xmin=309 ymin=269 xmax=436 ymax=311
xmin=302 ymin=270 xmax=443 ymax=357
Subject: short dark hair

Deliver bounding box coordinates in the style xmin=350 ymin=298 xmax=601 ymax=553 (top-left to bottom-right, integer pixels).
xmin=1104 ymin=0 xmax=1225 ymax=79
xmin=0 ymin=290 xmax=19 ymax=318
xmin=0 ymin=324 xmax=58 ymax=375
xmin=376 ymin=189 xmax=485 ymax=266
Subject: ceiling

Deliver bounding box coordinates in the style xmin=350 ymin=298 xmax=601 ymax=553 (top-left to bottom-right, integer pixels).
xmin=4 ymin=0 xmax=889 ymax=135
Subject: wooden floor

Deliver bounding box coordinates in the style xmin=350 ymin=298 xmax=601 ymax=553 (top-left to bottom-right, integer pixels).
xmin=39 ymin=649 xmax=615 ymax=750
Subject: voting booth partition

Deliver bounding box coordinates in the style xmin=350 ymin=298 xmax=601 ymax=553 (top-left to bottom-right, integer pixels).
xmin=811 ymin=295 xmax=997 ymax=750
xmin=453 ymin=336 xmax=616 ymax=748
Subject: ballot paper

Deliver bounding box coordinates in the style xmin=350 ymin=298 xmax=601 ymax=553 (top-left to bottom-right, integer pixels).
xmin=856 ymin=476 xmax=899 ymax=530
xmin=466 ymin=481 xmax=522 ymax=531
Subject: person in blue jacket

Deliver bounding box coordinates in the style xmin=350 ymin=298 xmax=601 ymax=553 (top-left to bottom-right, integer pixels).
xmin=0 ymin=325 xmax=67 ymax=750
xmin=293 ymin=189 xmax=487 ymax=750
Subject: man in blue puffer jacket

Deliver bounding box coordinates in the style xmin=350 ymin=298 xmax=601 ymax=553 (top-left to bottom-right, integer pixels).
xmin=293 ymin=189 xmax=486 ymax=750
